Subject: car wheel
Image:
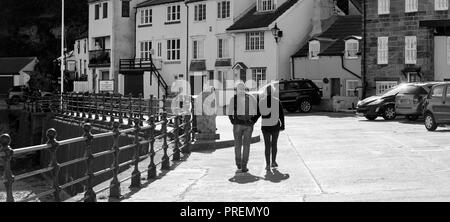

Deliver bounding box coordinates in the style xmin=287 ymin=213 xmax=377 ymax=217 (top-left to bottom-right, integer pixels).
xmin=285 ymin=105 xmax=298 ymax=113
xmin=365 ymin=116 xmax=377 ymax=121
xmin=424 ymin=112 xmax=438 ymax=132
xmin=405 ymin=115 xmax=419 ymax=121
xmin=382 ymin=105 xmax=396 ymax=120
xmin=299 ymin=99 xmax=312 ymax=113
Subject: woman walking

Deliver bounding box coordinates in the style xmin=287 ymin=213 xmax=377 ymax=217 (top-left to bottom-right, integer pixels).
xmin=259 ymin=85 xmax=285 ymax=171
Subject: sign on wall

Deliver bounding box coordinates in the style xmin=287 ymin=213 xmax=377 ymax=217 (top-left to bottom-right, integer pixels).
xmin=99 ymin=80 xmax=114 ymax=92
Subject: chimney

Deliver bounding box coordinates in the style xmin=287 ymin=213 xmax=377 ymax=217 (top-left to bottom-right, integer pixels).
xmin=311 ymin=0 xmax=337 ymax=36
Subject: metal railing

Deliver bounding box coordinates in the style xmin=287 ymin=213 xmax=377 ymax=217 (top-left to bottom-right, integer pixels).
xmin=1 ymin=93 xmax=195 ymax=202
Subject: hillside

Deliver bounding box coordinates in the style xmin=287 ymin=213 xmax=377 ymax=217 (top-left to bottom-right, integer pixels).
xmin=0 ymin=0 xmax=88 ymax=76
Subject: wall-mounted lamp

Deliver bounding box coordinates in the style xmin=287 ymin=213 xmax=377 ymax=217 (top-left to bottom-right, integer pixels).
xmin=271 ymin=23 xmax=283 ymax=43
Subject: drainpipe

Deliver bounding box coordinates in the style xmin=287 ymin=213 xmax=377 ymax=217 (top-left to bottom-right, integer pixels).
xmin=291 ymin=56 xmax=295 ymax=79
xmin=362 ymin=0 xmax=367 ymax=98
xmin=340 ymin=54 xmax=361 ymax=79
xmin=134 ymin=7 xmax=138 ymax=59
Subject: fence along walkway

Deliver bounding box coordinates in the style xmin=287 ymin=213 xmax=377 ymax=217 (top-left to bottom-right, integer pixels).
xmin=0 ymin=93 xmax=194 ymax=202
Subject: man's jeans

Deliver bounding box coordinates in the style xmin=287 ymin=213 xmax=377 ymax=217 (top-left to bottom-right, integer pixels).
xmin=233 ymin=124 xmax=254 ymax=167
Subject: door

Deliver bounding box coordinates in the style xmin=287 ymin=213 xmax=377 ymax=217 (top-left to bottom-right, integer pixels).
xmin=124 ymin=73 xmax=144 ymax=97
xmin=331 ymin=78 xmax=341 ymax=97
xmin=429 ymin=85 xmax=446 ymax=122
xmin=0 ymin=77 xmax=14 ymax=96
xmin=443 ymin=85 xmax=450 ymax=121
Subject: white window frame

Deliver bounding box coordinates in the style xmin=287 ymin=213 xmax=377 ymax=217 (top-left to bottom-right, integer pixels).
xmin=345 ymin=39 xmax=359 ymax=59
xmin=405 ymin=36 xmax=417 ymax=64
xmin=435 ymin=0 xmax=449 ymax=11
xmin=377 ymin=37 xmax=388 ymax=64
xmin=245 ymin=32 xmax=265 ymax=51
xmin=192 ymin=39 xmax=205 ymax=60
xmin=217 ymin=1 xmax=231 ymax=19
xmin=167 ymin=39 xmax=181 ymax=61
xmin=140 ymin=41 xmax=152 ymax=59
xmin=167 ymin=5 xmax=181 ymax=22
xmin=309 ymin=40 xmax=320 ymax=60
xmin=157 ymin=41 xmax=163 ymax=58
xmin=405 ymin=0 xmax=418 ymax=13
xmin=194 ymin=4 xmax=207 ymax=22
xmin=346 ymin=80 xmax=360 ymax=97
xmin=140 ymin=8 xmax=152 ymax=25
xmin=252 ymin=68 xmax=267 ymax=90
xmin=257 ymin=0 xmax=276 ymax=12
xmin=218 ymin=37 xmax=230 ymax=59
xmin=376 ymin=81 xmax=397 ymax=96
xmin=378 ymin=0 xmax=390 ymax=15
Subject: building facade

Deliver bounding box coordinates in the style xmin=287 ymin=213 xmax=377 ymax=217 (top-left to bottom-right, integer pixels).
xmin=0 ymin=57 xmax=39 ymax=96
xmin=363 ymin=0 xmax=450 ymax=96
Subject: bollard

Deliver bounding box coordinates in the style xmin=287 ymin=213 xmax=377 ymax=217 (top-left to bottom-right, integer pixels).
xmin=182 ymin=114 xmax=191 ymax=154
xmin=161 ymin=112 xmax=170 ymax=170
xmin=130 ymin=119 xmax=141 ymax=188
xmin=147 ymin=95 xmax=157 ymax=179
xmin=109 ymin=122 xmax=121 ymax=198
xmin=46 ymin=129 xmax=61 ymax=202
xmin=173 ymin=116 xmax=181 ymax=161
xmin=0 ymin=134 xmax=14 ymax=202
xmin=83 ymin=123 xmax=96 ymax=202
xmin=118 ymin=95 xmax=124 ymax=124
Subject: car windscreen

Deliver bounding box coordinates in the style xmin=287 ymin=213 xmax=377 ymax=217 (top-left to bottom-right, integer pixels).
xmin=382 ymin=85 xmax=403 ymax=97
xmin=399 ymin=85 xmax=428 ymax=94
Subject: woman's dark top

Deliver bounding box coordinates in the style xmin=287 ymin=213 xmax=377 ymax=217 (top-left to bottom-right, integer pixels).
xmin=259 ymin=96 xmax=285 ymax=132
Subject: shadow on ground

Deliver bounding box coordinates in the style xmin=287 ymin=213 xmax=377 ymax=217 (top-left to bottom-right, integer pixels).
xmin=228 ymin=169 xmax=290 ymax=184
xmin=286 ymin=112 xmax=356 ymax=118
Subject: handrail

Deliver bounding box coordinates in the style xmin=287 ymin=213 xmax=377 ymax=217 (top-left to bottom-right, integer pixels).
xmin=1 ymin=94 xmax=195 ymax=202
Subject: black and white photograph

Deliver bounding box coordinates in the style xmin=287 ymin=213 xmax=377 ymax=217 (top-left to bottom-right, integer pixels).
xmin=1 ymin=0 xmax=450 ymax=217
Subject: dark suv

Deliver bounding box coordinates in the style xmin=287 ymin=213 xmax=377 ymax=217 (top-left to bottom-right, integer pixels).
xmin=422 ymin=83 xmax=450 ymax=131
xmin=276 ymin=79 xmax=322 ymax=113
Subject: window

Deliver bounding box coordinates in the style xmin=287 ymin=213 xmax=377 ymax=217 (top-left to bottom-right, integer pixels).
xmin=84 ymin=60 xmax=87 ymax=75
xmin=167 ymin=39 xmax=181 ymax=61
xmin=435 ymin=0 xmax=448 ymax=10
xmin=192 ymin=39 xmax=205 ymax=60
xmin=217 ymin=70 xmax=228 ymax=89
xmin=378 ymin=0 xmax=390 ymax=14
xmin=345 ymin=39 xmax=359 ymax=59
xmin=140 ymin=41 xmax=152 ymax=59
xmin=157 ymin=42 xmax=162 ymax=58
xmin=101 ymin=71 xmax=110 ymax=80
xmin=103 ymin=2 xmax=108 ymax=19
xmin=346 ymin=80 xmax=360 ymax=97
xmin=218 ymin=1 xmax=231 ymax=19
xmin=167 ymin=5 xmax=181 ymax=22
xmin=405 ymin=0 xmax=418 ymax=12
xmin=218 ymin=38 xmax=230 ymax=58
xmin=405 ymin=36 xmax=417 ymax=64
xmin=309 ymin=40 xmax=320 ymax=60
xmin=376 ymin=81 xmax=397 ymax=96
xmin=84 ymin=40 xmax=87 ymax=54
xmin=95 ymin=4 xmax=100 ymax=20
xmin=432 ymin=85 xmax=445 ymax=97
xmin=194 ymin=4 xmax=206 ymax=22
xmin=257 ymin=0 xmax=276 ymax=12
xmin=245 ymin=32 xmax=264 ymax=51
xmin=407 ymin=72 xmax=420 ymax=82
xmin=377 ymin=37 xmax=388 ymax=64
xmin=252 ymin=68 xmax=267 ymax=90
xmin=77 ymin=41 xmax=81 ymax=54
xmin=140 ymin=8 xmax=152 ymax=25
xmin=122 ymin=0 xmax=130 ymax=17
xmin=79 ymin=59 xmax=82 ymax=75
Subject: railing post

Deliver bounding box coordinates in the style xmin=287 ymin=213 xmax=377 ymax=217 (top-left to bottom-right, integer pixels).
xmin=173 ymin=115 xmax=181 ymax=161
xmin=161 ymin=112 xmax=170 ymax=170
xmin=102 ymin=94 xmax=107 ymax=121
xmin=190 ymin=96 xmax=196 ymax=143
xmin=94 ymin=94 xmax=99 ymax=120
xmin=69 ymin=93 xmax=74 ymax=116
xmin=83 ymin=123 xmax=96 ymax=202
xmin=118 ymin=95 xmax=124 ymax=124
xmin=76 ymin=93 xmax=80 ymax=117
xmin=0 ymin=134 xmax=14 ymax=202
xmin=138 ymin=93 xmax=143 ymax=127
xmin=130 ymin=119 xmax=141 ymax=188
xmin=87 ymin=93 xmax=93 ymax=119
xmin=109 ymin=122 xmax=121 ymax=198
xmin=46 ymin=129 xmax=61 ymax=202
xmin=147 ymin=95 xmax=156 ymax=179
xmin=81 ymin=93 xmax=86 ymax=118
xmin=110 ymin=94 xmax=115 ymax=123
xmin=182 ymin=113 xmax=191 ymax=154
xmin=128 ymin=94 xmax=133 ymax=126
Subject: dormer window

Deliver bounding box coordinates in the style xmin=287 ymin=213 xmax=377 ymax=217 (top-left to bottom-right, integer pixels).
xmin=309 ymin=40 xmax=320 ymax=60
xmin=257 ymin=0 xmax=276 ymax=12
xmin=345 ymin=38 xmax=360 ymax=59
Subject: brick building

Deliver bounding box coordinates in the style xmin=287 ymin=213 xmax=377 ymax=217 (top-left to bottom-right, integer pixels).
xmin=363 ymin=0 xmax=450 ymax=96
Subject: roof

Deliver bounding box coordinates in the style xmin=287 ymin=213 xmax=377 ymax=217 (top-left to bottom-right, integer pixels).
xmin=292 ymin=15 xmax=362 ymax=58
xmin=137 ymin=0 xmax=184 ymax=8
xmin=0 ymin=57 xmax=37 ymax=75
xmin=227 ymin=0 xmax=299 ymax=31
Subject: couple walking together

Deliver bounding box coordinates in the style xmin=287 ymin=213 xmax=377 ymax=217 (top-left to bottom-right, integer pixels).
xmin=228 ymin=82 xmax=285 ymax=173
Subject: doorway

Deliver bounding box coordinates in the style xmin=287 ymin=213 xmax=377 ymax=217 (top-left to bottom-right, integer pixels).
xmin=331 ymin=78 xmax=341 ymax=97
xmin=124 ymin=73 xmax=144 ymax=97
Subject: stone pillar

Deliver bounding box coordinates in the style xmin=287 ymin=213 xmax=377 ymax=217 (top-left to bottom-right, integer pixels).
xmin=194 ymin=87 xmax=220 ymax=141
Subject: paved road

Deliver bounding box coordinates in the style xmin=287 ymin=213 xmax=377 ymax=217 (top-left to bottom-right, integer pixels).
xmin=104 ymin=113 xmax=450 ymax=202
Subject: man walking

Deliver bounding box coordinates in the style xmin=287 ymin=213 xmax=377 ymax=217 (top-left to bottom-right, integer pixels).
xmin=228 ymin=82 xmax=260 ymax=173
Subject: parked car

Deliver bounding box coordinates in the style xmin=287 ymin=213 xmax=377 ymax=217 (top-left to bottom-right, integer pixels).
xmin=422 ymin=82 xmax=450 ymax=131
xmin=356 ymin=84 xmax=409 ymax=120
xmin=6 ymin=86 xmax=54 ymax=105
xmin=395 ymin=82 xmax=440 ymax=121
xmin=275 ymin=79 xmax=322 ymax=113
